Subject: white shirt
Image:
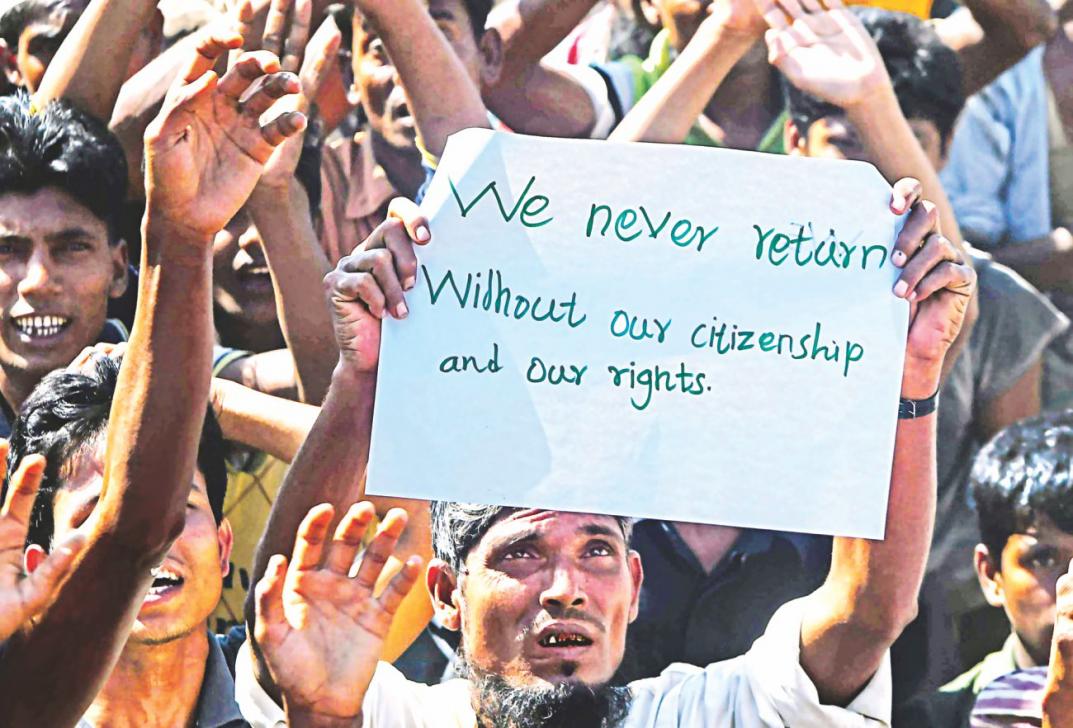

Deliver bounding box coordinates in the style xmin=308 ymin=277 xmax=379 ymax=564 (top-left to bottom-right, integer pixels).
xmin=235 ymin=598 xmax=891 ymax=727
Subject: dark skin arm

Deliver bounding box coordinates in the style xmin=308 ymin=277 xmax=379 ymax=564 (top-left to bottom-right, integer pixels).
xmin=0 ymin=39 xmax=305 ymax=726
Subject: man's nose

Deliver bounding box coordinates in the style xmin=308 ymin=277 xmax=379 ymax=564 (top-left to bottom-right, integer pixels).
xmin=17 ymin=250 xmax=56 ymax=296
xmin=539 ymin=562 xmax=587 ymax=611
xmin=237 ymin=223 xmax=264 ymax=254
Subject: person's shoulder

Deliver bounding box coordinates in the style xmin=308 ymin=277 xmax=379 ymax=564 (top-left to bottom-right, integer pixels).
xmin=893 ymin=683 xmax=974 ymax=728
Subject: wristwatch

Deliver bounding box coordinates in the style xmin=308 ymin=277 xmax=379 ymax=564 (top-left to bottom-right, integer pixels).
xmin=898 ymin=389 xmax=939 ymax=419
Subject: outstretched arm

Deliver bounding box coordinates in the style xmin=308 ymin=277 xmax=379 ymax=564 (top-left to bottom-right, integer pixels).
xmin=482 ymin=0 xmax=604 ymax=137
xmin=1044 ymin=559 xmax=1073 ymax=727
xmin=210 ymin=379 xmax=320 ymax=463
xmin=0 ymin=39 xmax=306 ymax=727
xmin=610 ymin=0 xmax=767 ymax=143
xmin=799 ymin=179 xmax=975 ymax=703
xmin=353 ymin=0 xmax=489 ymax=159
xmin=32 ymin=0 xmax=160 ymax=122
xmin=246 ymin=0 xmax=341 ymax=404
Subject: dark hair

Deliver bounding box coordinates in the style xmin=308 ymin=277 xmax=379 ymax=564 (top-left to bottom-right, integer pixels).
xmin=971 ymin=411 xmax=1073 ymax=564
xmin=0 ymin=93 xmax=128 ymax=241
xmin=0 ymin=0 xmax=65 ymax=48
xmin=462 ymin=0 xmax=492 ymax=39
xmin=2 ymin=356 xmax=227 ymax=549
xmin=784 ymin=7 xmax=965 ymax=145
xmin=430 ymin=502 xmax=634 ymax=574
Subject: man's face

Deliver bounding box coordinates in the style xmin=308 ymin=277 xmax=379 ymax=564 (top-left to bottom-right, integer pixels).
xmin=42 ymin=439 xmax=231 ymax=645
xmin=978 ymin=517 xmax=1073 ymax=665
xmin=11 ymin=0 xmax=89 ymax=91
xmin=440 ymin=510 xmax=642 ymax=688
xmin=0 ymin=189 xmax=126 ymax=385
xmin=352 ymin=0 xmax=485 ymax=151
xmin=791 ymin=114 xmax=948 ymax=171
xmin=212 ymin=208 xmax=277 ymax=328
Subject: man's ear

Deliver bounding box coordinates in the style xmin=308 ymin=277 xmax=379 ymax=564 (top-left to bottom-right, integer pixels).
xmin=627 ymin=549 xmax=644 ymax=623
xmin=427 ymin=558 xmax=461 ymax=631
xmin=217 ymin=518 xmax=234 ymax=578
xmin=24 ymin=543 xmax=47 ymax=574
xmin=975 ymin=543 xmax=1005 ymax=608
xmin=478 ymin=27 xmax=504 ymax=89
xmin=109 ymin=239 xmax=130 ymax=300
xmin=784 ymin=117 xmax=806 ymax=157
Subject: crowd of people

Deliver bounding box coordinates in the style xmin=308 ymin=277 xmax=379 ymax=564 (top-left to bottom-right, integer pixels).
xmin=0 ymin=0 xmax=1067 ymax=725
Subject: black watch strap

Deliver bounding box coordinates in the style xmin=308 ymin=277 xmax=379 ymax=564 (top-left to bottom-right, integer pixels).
xmin=898 ymin=389 xmax=939 ymax=419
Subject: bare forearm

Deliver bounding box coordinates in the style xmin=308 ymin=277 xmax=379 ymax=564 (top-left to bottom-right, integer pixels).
xmin=960 ymin=0 xmax=1057 ymax=95
xmin=248 ymin=182 xmax=335 ymax=403
xmin=212 ymin=378 xmax=319 ymax=462
xmin=35 ymin=0 xmax=159 ymax=121
xmin=611 ymin=16 xmax=756 ymax=143
xmin=847 ymin=90 xmax=963 ymax=248
xmin=800 ymin=371 xmax=938 ymax=704
xmin=358 ymin=0 xmax=489 ymax=157
xmin=0 ymin=212 xmax=215 ymax=725
xmin=991 ymin=228 xmax=1073 ymax=293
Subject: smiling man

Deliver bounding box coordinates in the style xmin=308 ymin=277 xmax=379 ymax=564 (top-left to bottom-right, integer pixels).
xmin=0 ymin=94 xmax=129 ymax=436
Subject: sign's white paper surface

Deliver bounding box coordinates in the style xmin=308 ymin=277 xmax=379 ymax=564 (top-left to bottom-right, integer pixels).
xmin=367 ymin=130 xmax=908 ymax=538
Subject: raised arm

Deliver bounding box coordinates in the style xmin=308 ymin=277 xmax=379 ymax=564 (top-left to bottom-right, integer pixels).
xmin=937 ymin=0 xmax=1057 ymax=97
xmin=0 ymin=40 xmax=306 ymax=727
xmin=246 ymin=0 xmax=341 ymax=404
xmin=245 ymin=199 xmax=436 ymax=703
xmin=610 ymin=0 xmax=767 ymax=143
xmin=799 ymin=179 xmax=975 ymax=703
xmin=353 ymin=0 xmax=489 ymax=159
xmin=481 ymin=0 xmax=605 ymax=137
xmin=31 ymin=0 xmax=160 ymax=122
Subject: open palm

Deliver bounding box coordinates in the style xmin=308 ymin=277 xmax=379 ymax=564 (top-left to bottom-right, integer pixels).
xmin=760 ymin=0 xmax=888 ymax=108
xmin=143 ymin=37 xmax=307 ymax=238
xmin=255 ymin=503 xmax=422 ymax=720
xmin=0 ymin=450 xmax=85 ymax=641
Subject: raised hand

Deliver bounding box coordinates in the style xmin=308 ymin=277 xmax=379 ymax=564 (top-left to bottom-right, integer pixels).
xmin=251 ymin=0 xmax=342 ymax=192
xmin=756 ymin=0 xmax=889 ymax=108
xmin=1045 ymin=559 xmax=1073 ymax=727
xmin=323 ymin=198 xmax=431 ymax=372
xmin=0 ymin=446 xmax=86 ymax=642
xmin=143 ymin=28 xmax=307 ymax=239
xmin=254 ymin=502 xmax=423 ymax=723
xmin=888 ymin=178 xmax=975 ymax=397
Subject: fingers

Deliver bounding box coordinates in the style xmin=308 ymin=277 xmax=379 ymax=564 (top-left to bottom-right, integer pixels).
xmin=324 ymin=267 xmax=388 ymax=320
xmin=261 ymin=110 xmax=307 ymax=147
xmin=891 ymin=199 xmax=939 ymax=269
xmin=376 ymin=555 xmax=424 ymax=616
xmin=890 ymin=177 xmax=923 ymax=216
xmin=342 ymin=244 xmax=408 ymax=320
xmin=254 ymin=553 xmax=289 ymax=635
xmin=239 ymin=71 xmax=301 ymax=117
xmin=387 ymin=197 xmax=432 ymax=246
xmin=911 ymin=259 xmax=976 ymax=304
xmin=218 ymin=51 xmax=283 ymax=102
xmin=893 ymin=233 xmax=959 ymax=302
xmin=183 ymin=29 xmax=244 ymax=84
xmin=323 ymin=502 xmax=376 ymax=576
xmin=262 ymin=0 xmax=292 ymax=59
xmin=289 ymin=503 xmax=335 ymax=572
xmin=353 ymin=508 xmax=409 ymax=593
xmin=1 ymin=456 xmax=46 ymax=524
xmin=299 ymin=17 xmax=343 ymax=102
xmin=17 ymin=530 xmax=86 ymax=616
xmin=282 ymin=0 xmax=313 ymax=74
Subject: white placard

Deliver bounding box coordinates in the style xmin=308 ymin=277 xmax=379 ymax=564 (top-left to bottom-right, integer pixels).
xmin=367 ymin=130 xmax=908 ymax=538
